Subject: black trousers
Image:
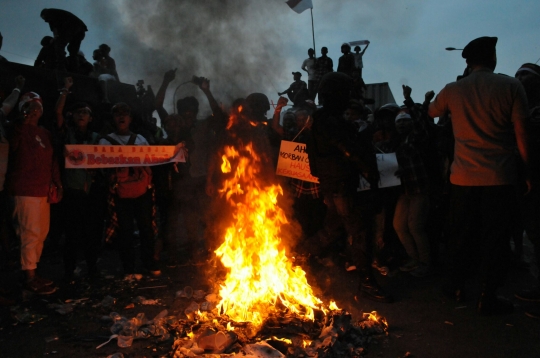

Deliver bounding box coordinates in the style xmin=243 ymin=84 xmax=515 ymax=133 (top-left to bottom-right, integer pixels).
xmin=446 ymin=184 xmax=515 ymax=293
xmin=115 ymin=190 xmax=157 ymax=274
xmin=321 ymin=189 xmax=373 ymax=273
xmin=63 ymin=187 xmax=105 ymax=276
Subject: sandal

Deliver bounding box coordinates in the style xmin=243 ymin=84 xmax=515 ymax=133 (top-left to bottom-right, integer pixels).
xmin=26 ymin=279 xmax=57 ymax=295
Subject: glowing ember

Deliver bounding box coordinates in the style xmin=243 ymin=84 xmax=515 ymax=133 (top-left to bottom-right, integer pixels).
xmin=215 ymin=142 xmax=324 ymax=327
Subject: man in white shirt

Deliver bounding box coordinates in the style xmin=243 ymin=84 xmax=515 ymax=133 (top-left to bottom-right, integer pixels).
xmin=301 ymin=48 xmax=317 ymax=100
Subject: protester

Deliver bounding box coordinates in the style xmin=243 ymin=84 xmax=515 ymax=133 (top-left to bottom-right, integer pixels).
xmin=91 ymin=49 xmax=117 ymax=103
xmin=5 ymin=91 xmax=62 ymax=295
xmin=337 ymin=43 xmax=356 ymax=77
xmin=154 ymin=69 xmax=226 ymax=265
xmin=34 ymin=36 xmax=55 ymax=69
xmin=513 ymin=63 xmax=540 ymax=317
xmin=314 ymin=47 xmax=333 ymax=102
xmin=40 ymin=8 xmax=88 ymax=71
xmin=0 ymin=32 xmax=7 ymax=62
xmin=353 ymin=42 xmax=369 ymax=78
xmin=98 ymin=44 xmax=120 ymax=81
xmin=99 ymin=103 xmax=160 ymax=277
xmin=0 ymin=76 xmax=24 ymax=303
xmin=278 ymin=72 xmax=309 ymax=106
xmin=305 ymin=72 xmax=393 ymax=303
xmin=271 ymin=96 xmax=326 ymax=239
xmin=428 ymin=36 xmax=532 ymax=315
xmin=301 ymin=48 xmax=317 ymax=100
xmin=54 ymin=77 xmax=104 ymax=281
xmin=392 ymin=86 xmax=434 ymax=277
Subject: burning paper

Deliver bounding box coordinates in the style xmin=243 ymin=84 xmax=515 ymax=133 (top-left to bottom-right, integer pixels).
xmin=215 ymin=142 xmax=324 ymax=327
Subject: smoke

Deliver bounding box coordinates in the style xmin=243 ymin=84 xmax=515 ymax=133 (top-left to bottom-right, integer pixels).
xmin=89 ymin=0 xmax=290 ymax=116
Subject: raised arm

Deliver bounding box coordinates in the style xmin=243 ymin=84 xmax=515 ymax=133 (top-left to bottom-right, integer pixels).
xmin=55 ymin=77 xmax=73 ymax=130
xmin=0 ymin=76 xmax=25 ymax=120
xmin=271 ymin=96 xmax=288 ymax=137
xmin=155 ymin=68 xmax=177 ymax=121
xmin=360 ymin=42 xmax=370 ymax=55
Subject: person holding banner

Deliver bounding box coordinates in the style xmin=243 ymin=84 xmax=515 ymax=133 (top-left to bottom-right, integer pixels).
xmin=272 ymin=96 xmax=325 ymax=239
xmin=55 ymin=77 xmax=104 ymax=281
xmin=353 ymin=42 xmax=369 ymax=78
xmin=99 ymin=103 xmax=160 ymax=278
xmin=306 ymin=72 xmax=393 ymax=303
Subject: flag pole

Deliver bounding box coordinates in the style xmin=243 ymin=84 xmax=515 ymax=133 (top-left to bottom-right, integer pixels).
xmin=310 ymin=8 xmax=316 ymax=56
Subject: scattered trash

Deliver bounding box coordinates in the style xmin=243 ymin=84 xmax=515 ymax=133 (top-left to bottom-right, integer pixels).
xmin=506 ymin=323 xmax=514 ymax=327
xmin=101 ymin=296 xmax=117 ymax=308
xmin=184 ymin=302 xmax=199 ymax=320
xmin=96 ymin=334 xmax=118 ymax=349
xmin=47 ymin=303 xmax=74 ymax=315
xmin=455 ymin=306 xmax=467 ymax=310
xmin=106 ymin=354 xmax=124 ymax=358
xmin=345 ymin=264 xmax=357 ymax=272
xmin=11 ymin=307 xmax=47 ymax=324
xmin=242 ymin=341 xmax=285 ymax=358
xmin=444 ymin=321 xmax=454 ymax=326
xmin=138 ymin=285 xmax=167 ymax=290
xmin=176 ymin=286 xmax=195 ymax=299
xmin=64 ymin=298 xmax=89 ymax=304
xmin=123 ymin=274 xmax=143 ymax=281
xmin=45 ymin=335 xmax=59 ymax=343
xmin=192 ymin=290 xmax=206 ymax=300
xmin=200 ymin=301 xmax=214 ymax=311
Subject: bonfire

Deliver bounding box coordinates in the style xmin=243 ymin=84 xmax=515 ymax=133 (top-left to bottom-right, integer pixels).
xmin=171 ymin=130 xmax=388 ymax=357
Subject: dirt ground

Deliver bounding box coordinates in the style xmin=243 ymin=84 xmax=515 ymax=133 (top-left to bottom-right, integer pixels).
xmin=0 ymin=240 xmax=539 ymax=358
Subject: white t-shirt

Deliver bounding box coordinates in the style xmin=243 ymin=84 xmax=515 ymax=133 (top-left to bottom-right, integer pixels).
xmin=301 ymin=58 xmax=317 ymax=81
xmin=99 ymin=133 xmax=149 ymax=146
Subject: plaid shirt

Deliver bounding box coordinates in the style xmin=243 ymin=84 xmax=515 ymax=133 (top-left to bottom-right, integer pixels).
xmin=289 ymin=178 xmax=320 ymax=198
xmin=315 ymin=56 xmax=333 ymax=81
xmin=395 ymin=100 xmax=431 ymax=195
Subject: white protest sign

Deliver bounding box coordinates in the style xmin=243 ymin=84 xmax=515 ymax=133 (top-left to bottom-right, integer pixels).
xmin=358 ymin=152 xmax=401 ymax=191
xmin=64 ymin=144 xmax=186 ymax=169
xmin=349 ymin=39 xmax=370 ymax=46
xmin=276 ymin=140 xmax=319 ymax=183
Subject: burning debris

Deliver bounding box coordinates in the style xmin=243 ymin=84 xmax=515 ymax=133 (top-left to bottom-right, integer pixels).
xmin=168 ymin=299 xmax=388 ymax=357
xmin=168 ymin=136 xmax=388 ymax=357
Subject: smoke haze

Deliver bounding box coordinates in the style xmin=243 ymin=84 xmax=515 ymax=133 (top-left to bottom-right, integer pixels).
xmin=89 ymin=0 xmax=290 ymax=116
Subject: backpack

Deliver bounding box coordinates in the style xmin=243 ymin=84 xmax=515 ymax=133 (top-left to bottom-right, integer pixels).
xmin=105 ymin=133 xmax=152 ymax=199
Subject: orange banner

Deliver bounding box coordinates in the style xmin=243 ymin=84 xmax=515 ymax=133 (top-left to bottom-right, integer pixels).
xmin=64 ymin=144 xmax=186 ymax=169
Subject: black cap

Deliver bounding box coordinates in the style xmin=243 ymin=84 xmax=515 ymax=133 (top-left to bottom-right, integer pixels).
xmin=292 ymin=71 xmax=302 ymax=77
xmin=462 ymin=36 xmax=497 ymax=61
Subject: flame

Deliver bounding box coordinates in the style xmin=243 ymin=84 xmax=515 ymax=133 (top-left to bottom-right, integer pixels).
xmin=226 ymin=322 xmax=235 ymax=331
xmin=215 ymin=142 xmax=323 ymax=327
xmin=302 ymin=339 xmax=312 ymax=348
xmin=271 ymin=336 xmax=292 ymax=344
xmin=364 ymin=311 xmax=388 ymax=330
xmin=329 ymin=300 xmax=340 ymax=311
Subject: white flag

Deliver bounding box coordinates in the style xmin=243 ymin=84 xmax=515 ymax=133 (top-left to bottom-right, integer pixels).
xmin=286 ymin=0 xmax=313 ymax=14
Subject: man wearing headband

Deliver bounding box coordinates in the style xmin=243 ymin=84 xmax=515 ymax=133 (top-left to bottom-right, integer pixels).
xmin=428 ymin=36 xmax=532 ymax=315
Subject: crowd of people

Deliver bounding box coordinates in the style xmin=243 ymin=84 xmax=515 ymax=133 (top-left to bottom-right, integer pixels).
xmin=0 ymin=17 xmax=539 ymax=319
